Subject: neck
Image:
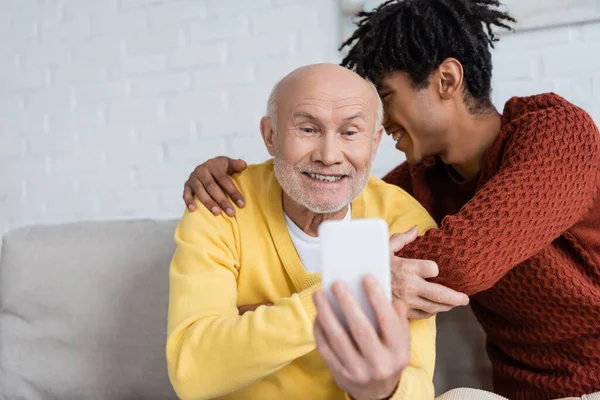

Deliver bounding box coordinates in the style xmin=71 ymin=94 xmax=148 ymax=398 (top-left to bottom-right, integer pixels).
xmin=282 ymin=194 xmax=348 ymax=237
xmin=440 ymin=106 xmax=502 ymax=181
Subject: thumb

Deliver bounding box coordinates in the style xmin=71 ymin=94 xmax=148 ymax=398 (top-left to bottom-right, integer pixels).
xmin=389 ymin=226 xmax=419 ymax=253
xmin=230 ymin=158 xmax=247 ymax=172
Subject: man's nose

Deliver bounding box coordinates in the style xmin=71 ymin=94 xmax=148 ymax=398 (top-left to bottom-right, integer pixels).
xmin=312 ymin=134 xmax=344 ymax=166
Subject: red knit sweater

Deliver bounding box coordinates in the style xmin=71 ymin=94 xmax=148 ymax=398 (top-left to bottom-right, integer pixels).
xmin=384 ymin=93 xmax=600 ymax=399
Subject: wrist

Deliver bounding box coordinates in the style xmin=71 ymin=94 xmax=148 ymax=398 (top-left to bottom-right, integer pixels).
xmin=350 ymin=378 xmax=400 ymax=400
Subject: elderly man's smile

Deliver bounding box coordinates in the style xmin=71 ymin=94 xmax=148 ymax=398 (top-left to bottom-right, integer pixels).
xmin=303 ymin=171 xmax=348 ymax=184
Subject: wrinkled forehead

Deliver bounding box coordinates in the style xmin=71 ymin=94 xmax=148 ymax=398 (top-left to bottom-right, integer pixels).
xmin=280 ymin=86 xmax=376 ymax=124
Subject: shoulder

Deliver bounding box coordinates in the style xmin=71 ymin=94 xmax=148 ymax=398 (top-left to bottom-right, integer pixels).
xmin=230 ymin=159 xmax=275 ymax=195
xmin=361 ymin=175 xmax=437 ymax=234
xmin=502 ymin=93 xmax=600 ymax=147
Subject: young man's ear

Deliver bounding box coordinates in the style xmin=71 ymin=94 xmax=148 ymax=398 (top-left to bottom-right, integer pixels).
xmin=435 ymin=58 xmax=464 ymax=100
xmin=260 ymin=116 xmax=276 ymax=156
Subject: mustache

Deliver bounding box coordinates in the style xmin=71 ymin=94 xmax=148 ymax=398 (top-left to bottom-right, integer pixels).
xmin=298 ymin=166 xmax=355 ymax=177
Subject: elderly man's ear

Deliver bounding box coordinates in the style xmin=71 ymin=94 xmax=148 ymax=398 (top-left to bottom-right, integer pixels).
xmin=260 ymin=116 xmax=276 ymax=157
xmin=372 ymin=125 xmax=385 ymax=160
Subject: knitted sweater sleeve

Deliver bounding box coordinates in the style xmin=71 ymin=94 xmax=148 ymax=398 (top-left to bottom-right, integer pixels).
xmin=398 ymin=104 xmax=600 ymax=295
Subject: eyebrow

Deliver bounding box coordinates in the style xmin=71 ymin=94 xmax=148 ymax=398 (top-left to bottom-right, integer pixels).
xmin=291 ymin=111 xmax=367 ymax=122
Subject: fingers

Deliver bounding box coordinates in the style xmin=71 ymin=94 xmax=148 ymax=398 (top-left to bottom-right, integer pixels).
xmin=404 ymin=296 xmax=454 ymax=319
xmin=183 ymin=183 xmax=196 ymax=211
xmin=362 ymin=276 xmax=401 ymax=349
xmin=390 ymin=300 xmax=411 ymax=367
xmin=392 ymin=278 xmax=468 ymax=317
xmin=313 ymin=291 xmax=362 ymax=367
xmin=215 ymin=173 xmax=245 ymax=209
xmin=331 ymin=282 xmax=381 ymax=363
xmin=392 ymin=257 xmax=438 ymax=279
xmin=419 ymin=281 xmax=469 ymax=307
xmin=389 ymin=226 xmax=419 ymax=253
xmin=313 ymin=318 xmax=344 ymax=372
xmin=229 ymin=158 xmax=248 ymax=173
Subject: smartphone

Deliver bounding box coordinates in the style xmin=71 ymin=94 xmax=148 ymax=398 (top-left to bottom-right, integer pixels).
xmin=318 ymin=218 xmax=391 ymax=331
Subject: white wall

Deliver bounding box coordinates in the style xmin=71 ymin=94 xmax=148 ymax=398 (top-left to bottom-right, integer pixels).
xmin=0 ymin=0 xmax=341 ymax=236
xmin=0 ymin=0 xmax=599 ymax=238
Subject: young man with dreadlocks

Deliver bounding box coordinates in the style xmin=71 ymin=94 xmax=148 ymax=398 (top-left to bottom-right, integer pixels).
xmin=179 ymin=0 xmax=600 ymax=398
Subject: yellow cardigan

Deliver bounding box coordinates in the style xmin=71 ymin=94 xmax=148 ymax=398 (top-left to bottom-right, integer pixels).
xmin=167 ymin=159 xmax=438 ymax=400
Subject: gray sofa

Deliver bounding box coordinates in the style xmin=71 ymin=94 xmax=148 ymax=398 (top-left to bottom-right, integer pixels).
xmin=0 ymin=219 xmax=492 ymax=399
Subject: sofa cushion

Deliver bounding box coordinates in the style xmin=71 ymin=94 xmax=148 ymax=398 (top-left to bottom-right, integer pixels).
xmin=434 ymin=305 xmax=493 ymax=394
xmin=0 ymin=219 xmax=179 ymax=400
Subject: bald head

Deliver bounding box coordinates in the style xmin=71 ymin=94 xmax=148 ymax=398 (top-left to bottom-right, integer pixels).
xmin=266 ymin=63 xmax=383 ymax=131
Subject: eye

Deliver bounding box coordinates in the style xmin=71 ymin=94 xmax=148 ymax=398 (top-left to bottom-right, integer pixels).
xmin=343 ymin=131 xmax=357 ymax=136
xmin=300 ymin=127 xmax=315 ymax=133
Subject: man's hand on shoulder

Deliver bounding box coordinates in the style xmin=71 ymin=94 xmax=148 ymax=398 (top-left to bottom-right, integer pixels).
xmin=313 ymin=276 xmax=408 ymax=400
xmin=389 ymin=229 xmax=469 ymax=319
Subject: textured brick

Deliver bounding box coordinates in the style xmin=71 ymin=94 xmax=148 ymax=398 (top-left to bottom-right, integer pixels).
xmin=19 ymin=44 xmax=71 ymax=69
xmin=98 ymin=189 xmax=161 ymax=216
xmin=131 ymin=73 xmax=189 ymax=96
xmin=125 ymin=26 xmax=182 ymax=55
xmin=60 ymin=0 xmax=118 ymax=19
xmin=51 ymin=63 xmax=107 ymax=86
xmin=492 ymin=52 xmax=537 ymax=81
xmin=26 ymin=133 xmax=77 ymax=155
xmin=146 ymin=0 xmax=207 ymax=27
xmin=580 ymin=21 xmax=600 ymax=39
xmin=72 ymin=37 xmax=124 ymax=62
xmin=120 ymin=0 xmax=169 ymax=10
xmin=109 ymin=53 xmax=166 ymax=77
xmin=77 ymin=126 xmax=135 ymax=151
xmin=3 ymin=69 xmax=49 ymax=91
xmin=167 ymin=43 xmax=226 ymax=69
xmin=163 ymin=136 xmax=226 ymax=164
xmin=77 ymin=166 xmax=135 ymax=194
xmin=106 ymin=98 xmax=163 ymax=126
xmin=250 ymin=5 xmax=319 ymax=35
xmin=90 ymin=10 xmax=146 ymax=37
xmin=23 ymin=89 xmax=72 ymax=114
xmin=188 ymin=16 xmax=250 ymax=43
xmin=227 ymin=133 xmax=271 ymax=165
xmin=136 ymin=164 xmax=194 ymax=190
xmin=0 ymin=133 xmax=25 ymax=156
xmin=0 ymin=95 xmax=23 ymax=115
xmin=191 ymin=64 xmax=254 ymax=88
xmin=554 ymin=78 xmax=594 ymax=109
xmin=74 ymin=81 xmax=129 ymax=106
xmin=105 ymin=143 xmax=163 ymax=167
xmin=165 ymin=92 xmax=226 ymax=121
xmin=46 ymin=107 xmax=103 ymax=135
xmin=133 ymin=120 xmax=195 ymax=144
xmin=39 ymin=16 xmax=92 ymax=46
xmin=198 ymin=112 xmax=261 ymax=137
xmin=227 ymin=85 xmax=273 ymax=116
xmin=49 ymin=151 xmax=106 ymax=175
xmin=541 ymin=43 xmax=600 ymax=76
xmin=205 ymin=0 xmax=272 ymax=18
xmin=230 ymin=33 xmax=296 ymax=60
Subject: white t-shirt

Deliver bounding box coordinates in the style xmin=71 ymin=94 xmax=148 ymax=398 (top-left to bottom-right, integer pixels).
xmin=284 ymin=206 xmax=352 ymax=273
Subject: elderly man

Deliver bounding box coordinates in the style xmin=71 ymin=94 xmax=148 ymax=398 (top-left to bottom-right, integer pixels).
xmin=166 ymin=63 xmax=437 ymax=400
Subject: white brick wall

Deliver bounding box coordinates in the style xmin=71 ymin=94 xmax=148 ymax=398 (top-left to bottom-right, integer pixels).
xmin=0 ymin=0 xmax=599 ymax=239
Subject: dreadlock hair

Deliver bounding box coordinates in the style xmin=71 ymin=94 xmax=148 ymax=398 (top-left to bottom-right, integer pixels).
xmin=340 ymin=0 xmax=516 ymax=113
